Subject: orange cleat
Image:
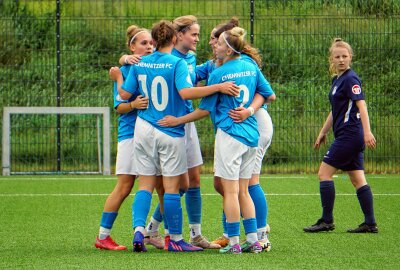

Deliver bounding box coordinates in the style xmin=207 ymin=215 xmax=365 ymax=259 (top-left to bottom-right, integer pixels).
xmin=95 ymin=236 xmax=127 ymax=250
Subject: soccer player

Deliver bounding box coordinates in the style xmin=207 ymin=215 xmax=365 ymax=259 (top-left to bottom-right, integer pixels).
xmin=304 ymin=38 xmax=378 ymax=233
xmin=170 ymin=14 xmax=215 ymax=249
xmin=95 ymin=25 xmax=154 ymax=250
xmin=158 ymin=27 xmax=275 ymax=254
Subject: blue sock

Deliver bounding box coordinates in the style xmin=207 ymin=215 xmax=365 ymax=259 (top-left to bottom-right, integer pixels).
xmin=185 ymin=187 xmax=202 ymax=224
xmin=320 ymin=180 xmax=335 ymax=223
xmin=226 ymin=221 xmax=240 ymax=237
xmin=100 ymin=212 xmax=118 ymax=229
xmin=152 ymin=203 xmax=163 ymax=222
xmin=163 ymin=213 xmax=169 ymax=230
xmin=248 ymin=184 xmax=268 ymax=229
xmin=356 ymin=185 xmax=376 ymax=225
xmin=132 ymin=190 xmax=152 ymax=229
xmin=243 ymin=218 xmax=257 ymax=235
xmin=164 ymin=193 xmax=182 ymax=235
xmin=222 ymin=211 xmax=227 ymax=235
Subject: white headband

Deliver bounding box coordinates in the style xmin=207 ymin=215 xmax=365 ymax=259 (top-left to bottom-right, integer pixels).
xmin=129 ymin=30 xmax=148 ymax=46
xmin=222 ymin=32 xmax=240 ymax=54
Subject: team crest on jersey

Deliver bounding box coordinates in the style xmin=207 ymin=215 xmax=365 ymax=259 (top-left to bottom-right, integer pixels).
xmin=332 ymin=86 xmax=337 ymax=95
xmin=352 ymin=85 xmax=361 ymax=94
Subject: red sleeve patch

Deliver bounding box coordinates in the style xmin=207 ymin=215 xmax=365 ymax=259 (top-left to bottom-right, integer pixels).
xmin=352 ymin=85 xmax=361 ymax=94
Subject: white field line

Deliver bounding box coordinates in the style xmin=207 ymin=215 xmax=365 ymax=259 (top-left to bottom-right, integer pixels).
xmin=0 ymin=193 xmax=399 ymax=197
xmin=0 ymin=175 xmax=393 ymax=181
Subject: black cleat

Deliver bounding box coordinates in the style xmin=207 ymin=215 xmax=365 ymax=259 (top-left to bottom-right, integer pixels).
xmin=347 ymin=223 xmax=378 ymax=233
xmin=304 ymin=218 xmax=335 ymax=233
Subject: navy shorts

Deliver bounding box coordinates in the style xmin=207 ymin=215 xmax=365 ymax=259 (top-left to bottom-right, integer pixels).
xmin=323 ymin=135 xmax=365 ymax=171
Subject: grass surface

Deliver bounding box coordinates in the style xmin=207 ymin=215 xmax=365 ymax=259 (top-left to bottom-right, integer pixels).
xmin=0 ymin=174 xmax=399 ymax=269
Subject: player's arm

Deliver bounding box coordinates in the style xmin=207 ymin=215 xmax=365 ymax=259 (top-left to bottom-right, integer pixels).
xmin=228 ymin=93 xmax=266 ymax=122
xmin=158 ymin=108 xmax=210 ymax=127
xmin=356 ymin=99 xmax=376 ymax=149
xmin=115 ymin=95 xmax=149 ymax=114
xmin=314 ymin=111 xmax=333 ymax=149
xmin=119 ymin=54 xmax=142 ymax=66
xmin=179 ymin=82 xmax=240 ymax=100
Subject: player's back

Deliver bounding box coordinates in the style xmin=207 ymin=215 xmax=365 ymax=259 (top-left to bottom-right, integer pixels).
xmin=134 ymin=51 xmax=192 ymax=137
xmin=206 ymin=58 xmax=266 ymax=147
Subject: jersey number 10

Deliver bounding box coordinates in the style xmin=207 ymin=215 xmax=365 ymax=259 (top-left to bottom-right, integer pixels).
xmin=138 ymin=74 xmax=169 ymax=111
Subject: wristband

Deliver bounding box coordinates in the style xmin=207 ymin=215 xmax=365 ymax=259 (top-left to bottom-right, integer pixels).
xmin=248 ymin=106 xmax=255 ymax=116
xmin=124 ymin=56 xmax=129 ymax=64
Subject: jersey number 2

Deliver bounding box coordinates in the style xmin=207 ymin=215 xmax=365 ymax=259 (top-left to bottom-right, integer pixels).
xmin=237 ymin=84 xmax=250 ymax=107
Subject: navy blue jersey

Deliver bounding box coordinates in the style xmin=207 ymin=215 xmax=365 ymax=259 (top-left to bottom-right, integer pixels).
xmin=329 ymin=69 xmax=364 ymax=138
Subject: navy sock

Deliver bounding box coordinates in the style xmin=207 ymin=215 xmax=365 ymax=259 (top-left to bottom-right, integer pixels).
xmin=356 ymin=185 xmax=376 ymax=225
xmin=320 ymin=180 xmax=335 ymax=223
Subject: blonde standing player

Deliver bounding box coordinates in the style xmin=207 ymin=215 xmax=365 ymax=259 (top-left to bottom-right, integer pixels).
xmin=95 ymin=25 xmax=155 ymax=250
xmin=304 ymin=38 xmax=377 ymax=233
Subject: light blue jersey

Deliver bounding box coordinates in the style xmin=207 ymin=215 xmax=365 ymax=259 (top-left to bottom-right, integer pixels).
xmin=122 ymin=51 xmax=193 ymax=137
xmin=240 ymin=53 xmax=269 ymax=111
xmin=199 ymin=58 xmax=274 ymax=147
xmin=196 ymin=59 xmax=216 ymax=84
xmin=114 ymin=65 xmax=139 ymax=142
xmin=172 ymin=48 xmax=197 ymax=113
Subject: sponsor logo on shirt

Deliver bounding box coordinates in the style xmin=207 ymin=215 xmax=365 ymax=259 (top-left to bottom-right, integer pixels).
xmin=352 ymin=84 xmax=361 ymax=94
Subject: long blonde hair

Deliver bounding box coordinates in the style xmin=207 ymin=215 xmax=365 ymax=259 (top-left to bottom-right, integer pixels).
xmin=223 ymin=27 xmax=262 ymax=68
xmin=329 ymin=37 xmax=353 ymax=76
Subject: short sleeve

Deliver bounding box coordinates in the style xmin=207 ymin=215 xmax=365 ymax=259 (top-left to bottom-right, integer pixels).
xmin=175 ymin=59 xmax=194 ymax=91
xmin=255 ymin=69 xmax=274 ymax=98
xmin=345 ymin=76 xmax=364 ymax=101
xmin=121 ymin=65 xmax=139 ymax=94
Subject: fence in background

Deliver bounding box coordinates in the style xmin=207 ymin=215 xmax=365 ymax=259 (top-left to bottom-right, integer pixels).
xmin=1 ymin=0 xmax=399 ymax=174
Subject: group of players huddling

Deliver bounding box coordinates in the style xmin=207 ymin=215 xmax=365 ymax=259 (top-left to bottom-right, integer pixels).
xmin=94 ymin=15 xmax=377 ymax=255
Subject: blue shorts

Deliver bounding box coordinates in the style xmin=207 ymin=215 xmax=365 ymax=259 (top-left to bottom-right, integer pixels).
xmin=323 ymin=135 xmax=365 ymax=171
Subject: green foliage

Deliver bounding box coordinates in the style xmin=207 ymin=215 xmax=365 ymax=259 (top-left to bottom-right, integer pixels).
xmin=350 ymin=0 xmax=400 ymax=16
xmin=1 ymin=0 xmax=400 ymax=173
